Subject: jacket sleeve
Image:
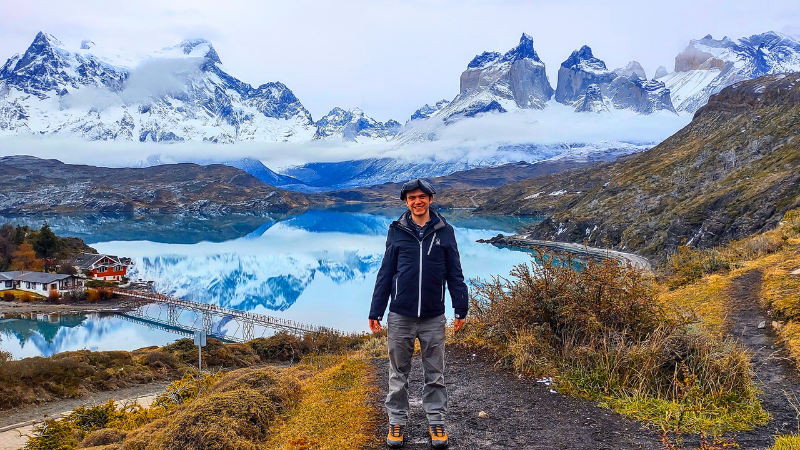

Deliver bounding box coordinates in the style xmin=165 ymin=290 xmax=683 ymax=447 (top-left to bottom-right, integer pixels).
xmin=369 ymin=227 xmax=397 ymax=321
xmin=444 ymin=226 xmax=469 ymax=319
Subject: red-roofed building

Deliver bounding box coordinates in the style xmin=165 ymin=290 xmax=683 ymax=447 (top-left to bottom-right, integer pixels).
xmin=68 ymin=253 xmax=131 ymax=281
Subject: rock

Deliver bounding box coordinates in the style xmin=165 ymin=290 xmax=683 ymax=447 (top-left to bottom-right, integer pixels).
xmin=555 ymin=45 xmax=616 ymax=105
xmin=614 ymin=61 xmax=647 ymax=80
xmin=607 ymin=76 xmax=676 ymax=114
xmin=458 ymin=33 xmax=554 ymax=111
xmin=574 ymin=84 xmax=608 ymax=113
xmin=478 ymin=411 xmax=488 ymax=418
xmin=773 ymin=321 xmax=783 ymax=330
xmin=654 ymin=65 xmax=669 ymax=79
xmin=758 ymin=321 xmax=766 ymax=329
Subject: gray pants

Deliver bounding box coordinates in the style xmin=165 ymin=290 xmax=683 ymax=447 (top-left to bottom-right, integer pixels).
xmin=386 ymin=311 xmax=447 ymax=426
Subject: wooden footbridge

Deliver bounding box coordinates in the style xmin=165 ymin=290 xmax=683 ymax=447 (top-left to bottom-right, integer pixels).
xmin=111 ymin=289 xmax=343 ymax=343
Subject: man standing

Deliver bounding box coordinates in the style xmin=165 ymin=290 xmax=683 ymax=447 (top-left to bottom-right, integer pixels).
xmin=369 ymin=178 xmax=468 ymax=449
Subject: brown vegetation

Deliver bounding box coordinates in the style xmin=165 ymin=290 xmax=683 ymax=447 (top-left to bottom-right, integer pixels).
xmin=454 ymin=250 xmax=766 ymax=433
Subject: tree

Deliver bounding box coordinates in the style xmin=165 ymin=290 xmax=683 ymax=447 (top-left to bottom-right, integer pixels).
xmin=32 ymin=223 xmax=62 ymax=259
xmin=12 ymin=225 xmax=26 ymax=246
xmin=9 ymin=243 xmax=45 ymax=271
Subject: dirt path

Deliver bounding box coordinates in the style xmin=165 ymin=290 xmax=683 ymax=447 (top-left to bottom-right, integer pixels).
xmin=372 ymin=348 xmax=663 ymax=449
xmin=721 ymin=269 xmax=800 ymax=448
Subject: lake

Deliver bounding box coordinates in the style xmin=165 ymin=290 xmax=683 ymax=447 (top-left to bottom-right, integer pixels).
xmin=0 ymin=209 xmax=538 ymax=359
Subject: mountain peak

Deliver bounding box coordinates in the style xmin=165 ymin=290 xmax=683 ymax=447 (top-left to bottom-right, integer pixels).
xmin=80 ymin=39 xmax=96 ymax=50
xmin=176 ymin=38 xmax=221 ymax=64
xmin=503 ymin=32 xmax=540 ymax=62
xmin=561 ymin=45 xmax=608 ymax=71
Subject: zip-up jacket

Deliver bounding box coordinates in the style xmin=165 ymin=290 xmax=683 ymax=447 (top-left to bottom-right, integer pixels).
xmin=369 ymin=209 xmax=469 ymax=321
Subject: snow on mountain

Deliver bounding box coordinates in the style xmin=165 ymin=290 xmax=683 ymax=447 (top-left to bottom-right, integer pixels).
xmin=408 ymin=99 xmax=450 ymax=122
xmin=0 ymin=32 xmax=316 ymax=142
xmin=613 ymin=61 xmax=647 ymax=80
xmin=554 ymin=46 xmax=674 ymax=114
xmin=313 ymin=107 xmax=401 ymax=142
xmin=452 ymin=33 xmax=553 ymax=116
xmin=657 ymin=32 xmax=800 ymax=113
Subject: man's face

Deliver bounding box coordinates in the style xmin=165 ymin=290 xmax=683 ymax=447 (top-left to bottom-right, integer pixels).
xmin=405 ymin=188 xmax=432 ymax=217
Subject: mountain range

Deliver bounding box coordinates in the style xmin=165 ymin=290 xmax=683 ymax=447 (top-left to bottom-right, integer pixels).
xmin=1 ymin=30 xmax=799 ymax=192
xmin=475 ymin=72 xmax=800 ymax=259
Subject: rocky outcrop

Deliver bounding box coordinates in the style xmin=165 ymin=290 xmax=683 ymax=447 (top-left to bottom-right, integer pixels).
xmin=613 ymin=61 xmax=647 ymax=80
xmin=554 ymin=45 xmax=615 ymax=104
xmin=654 ymin=66 xmax=668 ymax=79
xmin=409 ymin=100 xmax=450 ymax=122
xmin=608 ymin=76 xmax=675 ymax=114
xmin=458 ymin=33 xmax=554 ymax=110
xmin=573 ymin=84 xmax=608 ymax=113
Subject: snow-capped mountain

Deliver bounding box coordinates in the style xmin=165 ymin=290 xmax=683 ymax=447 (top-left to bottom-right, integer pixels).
xmin=657 ymin=32 xmax=800 ymax=113
xmin=451 ymin=33 xmax=554 ymax=116
xmin=408 ymin=99 xmax=450 ymax=122
xmin=0 ymin=32 xmax=316 ymax=142
xmin=554 ymin=45 xmax=675 ymax=114
xmin=313 ymin=107 xmax=400 ymax=142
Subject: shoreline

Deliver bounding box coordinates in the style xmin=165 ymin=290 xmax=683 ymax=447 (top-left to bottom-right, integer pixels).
xmin=480 ymin=233 xmax=653 ymax=271
xmin=0 ymin=298 xmax=134 ymax=315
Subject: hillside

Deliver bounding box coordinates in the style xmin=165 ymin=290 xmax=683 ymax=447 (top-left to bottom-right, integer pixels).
xmin=326 ymin=159 xmax=593 ymax=207
xmin=476 ymin=73 xmax=800 ymax=259
xmin=0 ymin=156 xmax=313 ymax=214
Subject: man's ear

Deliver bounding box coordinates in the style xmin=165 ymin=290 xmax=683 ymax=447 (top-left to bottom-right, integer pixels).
xmin=429 ymin=194 xmax=434 ymax=202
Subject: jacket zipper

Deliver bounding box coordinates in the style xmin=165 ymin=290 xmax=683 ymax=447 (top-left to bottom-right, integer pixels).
xmin=427 ymin=232 xmax=437 ymax=255
xmin=441 ymin=281 xmax=445 ymax=302
xmin=395 ymin=277 xmax=398 ymax=300
xmin=392 ymin=221 xmax=441 ymax=319
xmin=418 ymin=240 xmax=423 ymax=317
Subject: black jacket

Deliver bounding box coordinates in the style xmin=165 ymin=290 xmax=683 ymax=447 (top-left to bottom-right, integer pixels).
xmin=369 ymin=209 xmax=469 ymax=320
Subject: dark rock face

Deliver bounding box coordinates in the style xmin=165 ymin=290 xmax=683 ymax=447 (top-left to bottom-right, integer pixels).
xmin=608 ymin=77 xmax=676 ymax=114
xmin=458 ymin=33 xmax=554 ymax=110
xmin=555 ymin=45 xmax=616 ymax=104
xmin=573 ymin=84 xmax=607 ymax=113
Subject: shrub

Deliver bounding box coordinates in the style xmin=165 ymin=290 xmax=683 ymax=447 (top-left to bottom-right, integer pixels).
xmin=2 ymin=292 xmax=14 ymax=302
xmin=47 ymin=290 xmax=60 ymax=302
xmin=85 ymin=289 xmax=100 ymax=302
xmin=19 ymin=292 xmax=33 ymax=302
xmin=457 ymin=251 xmax=765 ymax=432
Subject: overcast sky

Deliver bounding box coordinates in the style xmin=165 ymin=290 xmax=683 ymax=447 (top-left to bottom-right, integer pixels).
xmin=1 ymin=0 xmax=799 ymax=122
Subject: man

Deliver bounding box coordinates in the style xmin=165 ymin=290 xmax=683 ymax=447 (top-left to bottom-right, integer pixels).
xmin=369 ymin=178 xmax=468 ymax=449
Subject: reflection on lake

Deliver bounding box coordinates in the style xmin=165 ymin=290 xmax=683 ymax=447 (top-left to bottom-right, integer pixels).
xmin=0 ymin=209 xmax=539 ymax=359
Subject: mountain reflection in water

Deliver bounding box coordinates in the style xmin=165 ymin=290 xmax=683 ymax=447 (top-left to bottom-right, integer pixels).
xmin=0 ymin=209 xmax=539 ymax=359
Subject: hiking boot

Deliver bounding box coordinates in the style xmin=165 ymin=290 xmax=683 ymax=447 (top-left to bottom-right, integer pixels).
xmin=429 ymin=424 xmax=448 ymax=448
xmin=386 ymin=423 xmax=405 ymax=447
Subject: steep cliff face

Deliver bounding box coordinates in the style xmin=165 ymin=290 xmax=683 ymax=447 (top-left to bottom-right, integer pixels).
xmin=554 ymin=46 xmax=674 ymax=114
xmin=457 ymin=33 xmax=554 ymax=112
xmin=554 ymin=46 xmax=615 ymax=104
xmin=477 ymin=73 xmax=800 ymax=259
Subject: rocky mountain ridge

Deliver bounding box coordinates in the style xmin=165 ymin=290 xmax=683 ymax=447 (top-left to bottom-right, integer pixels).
xmin=475 ymin=73 xmax=800 ymax=259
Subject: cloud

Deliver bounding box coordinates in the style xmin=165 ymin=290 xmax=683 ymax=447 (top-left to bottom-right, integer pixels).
xmin=0 ymin=103 xmax=691 ymax=171
xmin=58 ymin=57 xmax=205 ymax=111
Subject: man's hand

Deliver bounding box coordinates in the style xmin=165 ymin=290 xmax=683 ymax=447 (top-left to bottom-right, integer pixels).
xmin=454 ymin=318 xmax=466 ymax=332
xmin=369 ymin=319 xmax=382 ymax=333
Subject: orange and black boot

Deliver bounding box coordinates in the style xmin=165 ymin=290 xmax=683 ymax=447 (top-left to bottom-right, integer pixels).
xmin=429 ymin=424 xmax=448 ymax=448
xmin=386 ymin=423 xmax=405 ymax=447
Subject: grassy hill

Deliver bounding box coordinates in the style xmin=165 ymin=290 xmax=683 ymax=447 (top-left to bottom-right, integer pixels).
xmin=476 ymin=73 xmax=800 ymax=260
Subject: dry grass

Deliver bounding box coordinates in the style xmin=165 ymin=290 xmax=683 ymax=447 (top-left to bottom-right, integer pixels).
xmin=769 ymin=434 xmax=800 ymax=450
xmin=454 ymin=249 xmax=767 ymax=433
xmin=263 ymin=354 xmax=379 ymax=450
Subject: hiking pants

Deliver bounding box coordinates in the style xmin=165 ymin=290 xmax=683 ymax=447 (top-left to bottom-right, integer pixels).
xmin=386 ymin=311 xmax=447 ymax=425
